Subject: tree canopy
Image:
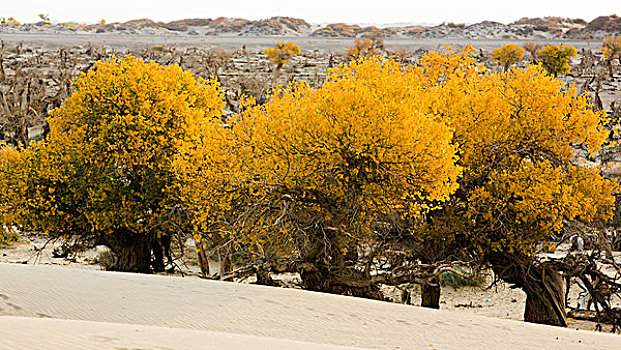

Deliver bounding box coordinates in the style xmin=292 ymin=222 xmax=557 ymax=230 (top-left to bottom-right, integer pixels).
xmin=0 ymin=55 xmax=224 ymax=272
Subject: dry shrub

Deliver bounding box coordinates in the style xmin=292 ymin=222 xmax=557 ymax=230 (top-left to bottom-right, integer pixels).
xmin=522 ymin=41 xmax=542 ymax=62
xmin=346 ymin=38 xmax=382 ymax=60
xmin=202 ymin=49 xmax=232 ymax=79
xmin=392 ymin=46 xmax=413 ymax=62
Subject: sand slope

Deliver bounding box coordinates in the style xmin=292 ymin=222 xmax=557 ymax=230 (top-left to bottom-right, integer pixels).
xmin=0 ymin=316 xmax=363 ymax=350
xmin=0 ymin=263 xmax=619 ymax=349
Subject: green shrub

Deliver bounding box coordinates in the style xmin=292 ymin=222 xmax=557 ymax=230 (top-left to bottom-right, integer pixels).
xmin=439 ymin=270 xmax=485 ymax=288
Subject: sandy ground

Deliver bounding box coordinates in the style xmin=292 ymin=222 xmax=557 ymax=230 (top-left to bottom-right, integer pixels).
xmin=1 ymin=237 xmax=615 ymax=333
xmin=0 ymin=316 xmax=364 ymax=350
xmin=0 ymin=32 xmax=606 ymax=51
xmin=1 ymin=263 xmax=620 ymax=349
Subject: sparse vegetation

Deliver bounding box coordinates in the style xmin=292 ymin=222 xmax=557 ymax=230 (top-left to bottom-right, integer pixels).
xmin=391 ymin=46 xmax=412 ymax=62
xmin=264 ymin=41 xmax=301 ymax=69
xmin=523 ymin=41 xmax=542 ymax=62
xmin=602 ymin=36 xmax=621 ymax=76
xmin=539 ymin=44 xmax=577 ymax=76
xmin=345 ymin=38 xmax=382 ymax=60
xmin=440 ymin=270 xmax=485 ymax=288
xmin=491 ymin=43 xmax=525 ymax=71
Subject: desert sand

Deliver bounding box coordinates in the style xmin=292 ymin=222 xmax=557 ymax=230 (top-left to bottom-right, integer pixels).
xmin=1 ymin=263 xmax=620 ymax=349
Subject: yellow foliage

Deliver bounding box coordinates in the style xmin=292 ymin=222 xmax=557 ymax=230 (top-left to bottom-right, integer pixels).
xmin=264 ymin=42 xmax=301 ymax=69
xmin=418 ymin=52 xmax=615 ymax=255
xmin=602 ymin=36 xmax=621 ymax=61
xmin=0 ymin=145 xmax=25 ymax=245
xmin=1 ymin=45 xmax=615 ymax=268
xmin=538 ymin=44 xmax=577 ymax=76
xmin=491 ymin=44 xmax=524 ymax=71
xmin=178 ymin=45 xmax=616 ymax=260
xmin=1 ymin=56 xmax=224 ymax=246
xmin=177 ymin=57 xmax=462 ymax=258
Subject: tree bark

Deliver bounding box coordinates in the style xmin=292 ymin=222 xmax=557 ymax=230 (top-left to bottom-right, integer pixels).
xmin=151 ymin=238 xmax=165 ymax=273
xmin=491 ymin=256 xmax=567 ymax=327
xmin=523 ymin=267 xmax=567 ymax=327
xmin=255 ymin=268 xmax=275 ymax=286
xmin=195 ymin=240 xmax=210 ymax=278
xmin=421 ymin=282 xmax=441 ymax=309
xmin=105 ymin=231 xmax=153 ymax=273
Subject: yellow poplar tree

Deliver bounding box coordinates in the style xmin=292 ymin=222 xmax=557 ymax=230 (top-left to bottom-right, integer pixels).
xmin=491 ymin=43 xmax=525 ymax=71
xmin=602 ymin=36 xmax=621 ymax=76
xmin=0 ymin=56 xmax=224 ymax=272
xmin=414 ymin=46 xmax=616 ymax=325
xmin=177 ymin=57 xmax=462 ymax=294
xmin=264 ymin=42 xmax=301 ymax=69
xmin=538 ymin=44 xmax=577 ymax=76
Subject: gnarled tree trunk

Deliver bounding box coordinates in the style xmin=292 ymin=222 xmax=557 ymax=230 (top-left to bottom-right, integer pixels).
xmin=421 ymin=281 xmax=441 ymax=309
xmin=196 ymin=240 xmax=210 ymax=278
xmin=299 ymin=263 xmax=384 ymax=300
xmin=298 ymin=237 xmax=383 ymax=300
xmin=492 ymin=256 xmax=567 ymax=327
xmin=523 ymin=267 xmax=567 ymax=326
xmin=105 ymin=231 xmax=153 ymax=273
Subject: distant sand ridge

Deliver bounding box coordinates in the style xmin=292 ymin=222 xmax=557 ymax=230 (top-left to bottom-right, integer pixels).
xmin=0 ymin=14 xmax=620 ymax=39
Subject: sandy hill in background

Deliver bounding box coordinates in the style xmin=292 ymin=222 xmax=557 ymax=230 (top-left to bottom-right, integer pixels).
xmin=1 ymin=14 xmax=620 ymax=39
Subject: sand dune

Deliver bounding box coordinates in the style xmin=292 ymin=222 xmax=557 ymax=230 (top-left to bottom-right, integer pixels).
xmin=0 ymin=316 xmax=364 ymax=350
xmin=1 ymin=263 xmax=620 ymax=349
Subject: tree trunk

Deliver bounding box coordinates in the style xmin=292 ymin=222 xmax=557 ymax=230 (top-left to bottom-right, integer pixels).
xmin=421 ymin=283 xmax=441 ymax=309
xmin=491 ymin=256 xmax=567 ymax=327
xmin=255 ymin=268 xmax=275 ymax=286
xmin=219 ymin=243 xmax=234 ymax=281
xmin=300 ymin=263 xmax=332 ymax=292
xmin=195 ymin=240 xmax=210 ymax=278
xmin=523 ymin=268 xmax=567 ymax=327
xmin=105 ymin=232 xmax=153 ymax=273
xmin=299 ymin=263 xmax=384 ymax=300
xmin=151 ymin=239 xmax=165 ymax=273
xmin=108 ymin=239 xmax=152 ymax=273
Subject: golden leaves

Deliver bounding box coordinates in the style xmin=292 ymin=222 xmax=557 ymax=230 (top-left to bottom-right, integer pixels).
xmin=264 ymin=42 xmax=301 ymax=68
xmin=491 ymin=44 xmax=525 ymax=71
xmin=2 ymin=55 xmax=225 ymax=239
xmin=602 ymin=36 xmax=621 ymax=61
xmin=538 ymin=44 xmax=577 ymax=76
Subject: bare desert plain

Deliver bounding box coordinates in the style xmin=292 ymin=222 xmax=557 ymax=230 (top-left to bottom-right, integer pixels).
xmin=0 ymin=32 xmax=608 ymax=51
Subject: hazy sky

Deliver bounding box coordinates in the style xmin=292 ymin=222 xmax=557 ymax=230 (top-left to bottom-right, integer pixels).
xmin=3 ymin=0 xmax=619 ymax=25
